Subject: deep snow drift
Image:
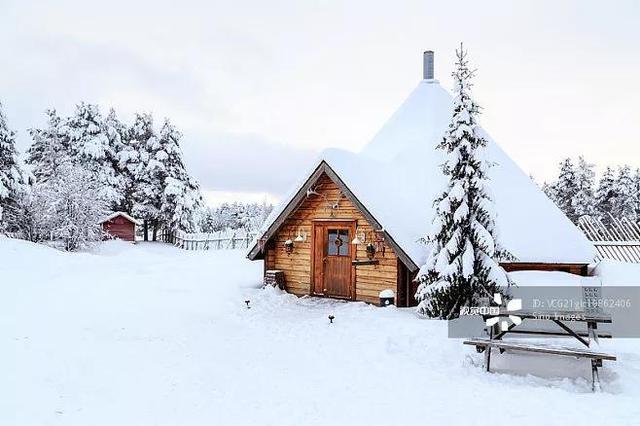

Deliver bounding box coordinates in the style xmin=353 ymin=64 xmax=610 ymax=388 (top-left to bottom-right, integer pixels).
xmin=2 ymin=239 xmax=639 ymax=426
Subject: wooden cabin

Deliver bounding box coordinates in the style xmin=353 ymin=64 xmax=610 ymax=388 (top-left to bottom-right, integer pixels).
xmin=250 ymin=163 xmax=417 ymax=306
xmin=99 ymin=212 xmax=140 ymax=242
xmin=247 ymin=51 xmax=595 ymax=306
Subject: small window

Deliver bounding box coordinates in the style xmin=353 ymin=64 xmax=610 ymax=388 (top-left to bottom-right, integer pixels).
xmin=327 ymin=229 xmax=350 ymax=256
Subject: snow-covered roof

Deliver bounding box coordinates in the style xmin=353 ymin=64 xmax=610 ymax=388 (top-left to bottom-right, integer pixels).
xmin=98 ymin=211 xmax=142 ymax=226
xmin=249 ymin=79 xmax=596 ymax=269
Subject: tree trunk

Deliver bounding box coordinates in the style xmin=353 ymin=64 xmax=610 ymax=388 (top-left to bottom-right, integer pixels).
xmin=143 ymin=220 xmax=148 ymax=241
xmin=152 ymin=221 xmax=158 ymax=242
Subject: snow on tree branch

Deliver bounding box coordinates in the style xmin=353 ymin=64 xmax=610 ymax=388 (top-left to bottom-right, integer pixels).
xmin=414 ymin=44 xmax=510 ymax=320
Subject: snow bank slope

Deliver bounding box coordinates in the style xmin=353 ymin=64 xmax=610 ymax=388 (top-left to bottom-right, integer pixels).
xmin=593 ymin=259 xmax=640 ymax=286
xmin=2 ymin=240 xmax=639 ymax=426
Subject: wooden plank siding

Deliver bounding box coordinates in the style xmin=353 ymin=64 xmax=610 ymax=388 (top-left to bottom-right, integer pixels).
xmin=102 ymin=217 xmax=136 ymax=241
xmin=264 ymin=173 xmax=399 ymax=305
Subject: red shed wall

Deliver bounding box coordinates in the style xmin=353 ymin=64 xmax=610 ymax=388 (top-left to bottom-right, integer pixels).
xmin=102 ymin=217 xmax=136 ymax=241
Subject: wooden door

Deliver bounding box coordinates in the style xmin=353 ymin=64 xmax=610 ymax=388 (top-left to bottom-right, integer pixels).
xmin=312 ymin=222 xmax=354 ymax=299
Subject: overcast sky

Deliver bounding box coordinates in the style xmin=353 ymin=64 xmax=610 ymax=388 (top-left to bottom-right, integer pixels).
xmin=1 ymin=0 xmax=639 ymax=206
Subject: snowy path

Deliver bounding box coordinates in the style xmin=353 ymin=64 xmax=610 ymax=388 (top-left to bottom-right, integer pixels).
xmin=2 ymin=240 xmax=639 ymax=425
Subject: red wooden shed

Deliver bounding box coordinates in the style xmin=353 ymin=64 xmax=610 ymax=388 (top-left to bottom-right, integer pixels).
xmin=99 ymin=212 xmax=141 ymax=242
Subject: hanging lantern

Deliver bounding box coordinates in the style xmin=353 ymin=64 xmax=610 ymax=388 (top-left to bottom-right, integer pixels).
xmin=366 ymin=242 xmax=377 ymax=260
xmin=284 ymin=239 xmax=294 ymax=255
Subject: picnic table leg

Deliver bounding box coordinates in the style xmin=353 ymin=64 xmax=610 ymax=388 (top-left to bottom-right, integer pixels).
xmin=484 ymin=325 xmax=493 ymax=372
xmin=587 ymin=321 xmax=600 ymax=346
xmin=591 ymin=359 xmax=602 ymax=392
xmin=552 ymin=319 xmax=590 ymax=347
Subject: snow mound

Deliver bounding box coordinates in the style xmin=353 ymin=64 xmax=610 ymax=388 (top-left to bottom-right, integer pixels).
xmin=509 ymin=270 xmax=600 ymax=287
xmin=593 ymin=260 xmax=640 ymax=286
xmin=0 ymin=235 xmax=65 ymax=263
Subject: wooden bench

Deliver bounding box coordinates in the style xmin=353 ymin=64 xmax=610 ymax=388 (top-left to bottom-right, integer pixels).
xmin=464 ymin=338 xmax=617 ymax=391
xmin=506 ymin=328 xmax=612 ymax=339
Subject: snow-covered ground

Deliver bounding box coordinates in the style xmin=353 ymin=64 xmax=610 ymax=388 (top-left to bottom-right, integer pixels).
xmin=2 ymin=239 xmax=640 ymax=426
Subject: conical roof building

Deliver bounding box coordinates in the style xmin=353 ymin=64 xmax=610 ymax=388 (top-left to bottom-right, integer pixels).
xmin=248 ymin=51 xmax=595 ymax=306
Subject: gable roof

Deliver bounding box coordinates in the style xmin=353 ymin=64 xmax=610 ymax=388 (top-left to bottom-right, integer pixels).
xmin=248 ymin=79 xmax=596 ymax=269
xmin=247 ymin=160 xmax=418 ymax=270
xmin=98 ymin=211 xmax=142 ymax=226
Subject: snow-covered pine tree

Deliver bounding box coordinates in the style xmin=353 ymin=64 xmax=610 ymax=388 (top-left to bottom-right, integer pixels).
xmin=130 ymin=113 xmax=162 ymax=241
xmin=0 ymin=102 xmax=25 ymax=227
xmin=113 ymin=112 xmax=142 ymax=214
xmin=595 ymin=166 xmax=617 ymax=226
xmin=27 ymin=109 xmax=71 ymax=182
xmin=551 ymin=158 xmax=579 ymax=223
xmin=2 ymin=183 xmax=51 ymax=242
xmin=156 ymin=118 xmax=203 ymax=233
xmin=541 ymin=181 xmax=557 ymax=204
xmin=572 ymin=156 xmax=596 ymax=218
xmin=199 ymin=207 xmax=217 ymax=233
xmin=66 ymin=103 xmax=123 ymax=209
xmin=104 ymin=108 xmax=132 ymax=211
xmin=634 ymin=169 xmax=640 ymax=221
xmin=414 ymin=45 xmax=509 ymax=319
xmin=612 ymin=165 xmax=636 ymax=221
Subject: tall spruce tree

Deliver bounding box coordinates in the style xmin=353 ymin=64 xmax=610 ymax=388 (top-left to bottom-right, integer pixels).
xmin=613 ymin=165 xmax=636 ymax=220
xmin=634 ymin=169 xmax=640 ymax=221
xmin=551 ymin=158 xmax=579 ymax=223
xmin=415 ymin=45 xmax=508 ymax=319
xmin=0 ymin=102 xmax=25 ymax=225
xmin=157 ymin=119 xmax=202 ymax=233
xmin=0 ymin=105 xmax=23 ymax=195
xmin=104 ymin=108 xmax=131 ymax=211
xmin=572 ymin=156 xmax=596 ymax=218
xmin=66 ymin=103 xmax=123 ymax=208
xmin=27 ymin=109 xmax=71 ymax=182
xmin=541 ymin=181 xmax=557 ymax=203
xmin=595 ymin=166 xmax=617 ymax=226
xmin=130 ymin=113 xmax=162 ymax=240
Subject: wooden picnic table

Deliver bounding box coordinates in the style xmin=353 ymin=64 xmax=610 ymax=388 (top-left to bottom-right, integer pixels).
xmin=485 ymin=308 xmax=612 ymax=347
xmin=468 ymin=308 xmax=616 ymax=391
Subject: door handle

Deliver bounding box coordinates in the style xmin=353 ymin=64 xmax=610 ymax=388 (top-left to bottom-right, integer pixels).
xmin=323 ymin=257 xmax=327 ymax=263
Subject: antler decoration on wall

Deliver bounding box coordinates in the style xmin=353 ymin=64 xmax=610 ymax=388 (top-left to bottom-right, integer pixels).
xmin=306 ymin=184 xmax=344 ymax=217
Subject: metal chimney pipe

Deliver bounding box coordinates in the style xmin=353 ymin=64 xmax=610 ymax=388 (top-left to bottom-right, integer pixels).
xmin=423 ymin=50 xmax=434 ymax=80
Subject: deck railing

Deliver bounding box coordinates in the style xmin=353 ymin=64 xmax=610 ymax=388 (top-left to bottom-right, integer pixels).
xmin=578 ymin=214 xmax=640 ymax=262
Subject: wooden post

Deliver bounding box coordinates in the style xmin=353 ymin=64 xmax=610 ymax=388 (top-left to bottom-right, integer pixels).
xmin=485 ymin=325 xmax=493 ymax=372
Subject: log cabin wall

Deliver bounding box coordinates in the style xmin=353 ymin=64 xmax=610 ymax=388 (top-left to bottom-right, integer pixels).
xmin=263 ymin=173 xmax=399 ymax=305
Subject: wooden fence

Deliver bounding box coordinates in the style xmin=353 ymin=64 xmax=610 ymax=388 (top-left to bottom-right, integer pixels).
xmin=158 ymin=229 xmax=256 ymax=251
xmin=2 ymin=232 xmax=23 ymax=239
xmin=578 ymin=214 xmax=640 ymax=262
